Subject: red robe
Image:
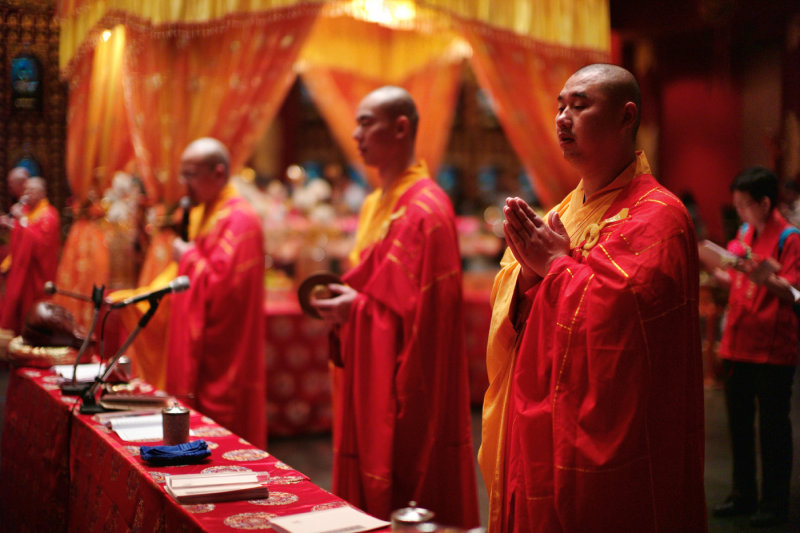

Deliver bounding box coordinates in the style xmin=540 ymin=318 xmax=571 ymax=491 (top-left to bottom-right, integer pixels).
xmin=488 ymin=155 xmax=705 ymax=532
xmin=0 ymin=200 xmax=60 ymax=334
xmin=334 ymin=168 xmax=479 ymax=527
xmin=719 ymin=210 xmax=800 ymax=366
xmin=166 ymin=185 xmax=267 ymax=449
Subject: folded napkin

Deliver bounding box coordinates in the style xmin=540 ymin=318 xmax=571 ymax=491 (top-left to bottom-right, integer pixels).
xmin=140 ymin=440 xmax=211 ymax=465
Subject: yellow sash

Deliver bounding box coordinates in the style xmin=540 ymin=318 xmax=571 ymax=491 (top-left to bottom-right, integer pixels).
xmin=480 ymin=151 xmax=650 ymax=533
xmin=349 ymin=162 xmax=428 ymax=266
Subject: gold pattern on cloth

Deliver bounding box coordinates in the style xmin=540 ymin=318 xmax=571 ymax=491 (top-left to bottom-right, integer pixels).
xmin=188 ymin=183 xmax=239 ymax=240
xmin=553 ymin=151 xmax=650 ymax=249
xmin=349 ymin=161 xmax=428 ymax=266
xmin=479 ymin=150 xmax=652 ymax=533
xmin=580 ymin=208 xmax=630 ymax=256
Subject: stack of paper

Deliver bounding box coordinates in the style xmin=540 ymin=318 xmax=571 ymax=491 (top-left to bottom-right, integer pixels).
xmin=165 ymin=472 xmax=269 ymax=504
xmin=269 ymin=507 xmax=390 ymax=533
xmin=52 ymin=363 xmax=105 ymax=383
xmin=100 ymin=392 xmax=173 ymax=411
xmin=110 ymin=413 xmax=165 ymax=441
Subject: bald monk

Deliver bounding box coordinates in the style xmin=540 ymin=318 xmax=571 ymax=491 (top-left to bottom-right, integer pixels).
xmin=5 ymin=167 xmax=29 ymax=207
xmin=312 ymin=86 xmax=479 ymax=527
xmin=480 ymin=64 xmax=706 ymax=532
xmin=166 ymin=138 xmax=267 ymax=448
xmin=114 ymin=138 xmax=267 ymax=448
xmin=1 ymin=177 xmax=60 ymax=334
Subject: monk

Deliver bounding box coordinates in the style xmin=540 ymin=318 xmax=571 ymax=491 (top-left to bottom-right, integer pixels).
xmin=480 ymin=64 xmax=706 ymax=532
xmin=4 ymin=166 xmax=29 ymax=207
xmin=164 ymin=137 xmax=267 ymax=449
xmin=0 ymin=177 xmax=60 ymax=334
xmin=312 ymin=86 xmax=479 ymax=527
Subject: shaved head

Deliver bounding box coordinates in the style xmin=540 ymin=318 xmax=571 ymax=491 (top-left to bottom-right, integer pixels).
xmin=7 ymin=166 xmax=29 ymax=199
xmin=180 ymin=137 xmax=231 ymax=205
xmin=23 ymin=177 xmax=46 ymax=207
xmin=182 ymin=137 xmax=230 ymax=175
xmin=362 ymin=86 xmax=419 ymax=139
xmin=572 ymin=64 xmax=641 ymax=136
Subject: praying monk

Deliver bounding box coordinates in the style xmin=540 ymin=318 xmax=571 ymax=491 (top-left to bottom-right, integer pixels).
xmin=480 ymin=64 xmax=706 ymax=532
xmin=0 ymin=177 xmax=60 ymax=334
xmin=113 ymin=138 xmax=266 ymax=448
xmin=312 ymin=86 xmax=479 ymax=527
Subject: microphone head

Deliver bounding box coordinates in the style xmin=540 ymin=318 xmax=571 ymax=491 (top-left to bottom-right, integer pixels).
xmin=169 ymin=275 xmax=191 ymax=293
xmin=179 ymin=196 xmax=191 ymax=210
xmin=44 ymin=281 xmax=56 ymax=295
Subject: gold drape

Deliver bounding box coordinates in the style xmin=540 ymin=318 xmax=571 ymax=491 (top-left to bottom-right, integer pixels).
xmin=462 ymin=22 xmax=609 ymax=206
xmin=299 ymin=14 xmax=466 ymax=183
xmin=59 ymin=1 xmax=609 ymax=76
xmin=66 ymin=25 xmax=132 ymax=203
xmin=121 ymin=7 xmax=320 ymax=204
xmin=56 ymin=26 xmax=132 ymax=328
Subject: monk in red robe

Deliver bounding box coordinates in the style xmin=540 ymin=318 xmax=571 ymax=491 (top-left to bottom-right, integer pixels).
xmin=312 ymin=86 xmax=479 ymax=528
xmin=0 ymin=177 xmax=60 ymax=334
xmin=166 ymin=137 xmax=267 ymax=449
xmin=1 ymin=166 xmax=30 ymax=292
xmin=481 ymin=64 xmax=706 ymax=532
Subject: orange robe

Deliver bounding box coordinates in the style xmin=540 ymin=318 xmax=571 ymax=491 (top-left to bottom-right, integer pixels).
xmin=333 ymin=162 xmax=479 ymax=527
xmin=166 ymin=184 xmax=267 ymax=449
xmin=481 ymin=152 xmax=706 ymax=532
xmin=0 ymin=200 xmax=60 ymax=334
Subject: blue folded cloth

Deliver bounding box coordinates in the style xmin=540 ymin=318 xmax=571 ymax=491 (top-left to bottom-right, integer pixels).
xmin=140 ymin=440 xmax=211 ymax=465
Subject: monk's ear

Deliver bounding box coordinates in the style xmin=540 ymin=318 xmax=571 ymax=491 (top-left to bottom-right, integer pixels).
xmin=394 ymin=115 xmax=411 ymax=139
xmin=621 ymin=101 xmax=637 ymax=131
xmin=213 ymin=163 xmax=227 ymax=181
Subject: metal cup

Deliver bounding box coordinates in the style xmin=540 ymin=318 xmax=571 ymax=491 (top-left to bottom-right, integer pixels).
xmin=391 ymin=501 xmax=435 ymax=532
xmin=161 ymin=402 xmax=190 ymax=445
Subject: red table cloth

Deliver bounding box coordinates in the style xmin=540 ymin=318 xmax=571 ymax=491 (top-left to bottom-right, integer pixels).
xmin=0 ymin=367 xmax=377 ymax=532
xmin=264 ymin=288 xmax=491 ymax=437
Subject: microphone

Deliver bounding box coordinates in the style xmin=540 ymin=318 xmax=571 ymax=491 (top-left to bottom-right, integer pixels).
xmin=44 ymin=281 xmax=93 ymax=302
xmin=7 ymin=199 xmax=26 ymax=219
xmin=110 ymin=276 xmax=190 ymax=309
xmin=179 ymin=196 xmax=191 ymax=242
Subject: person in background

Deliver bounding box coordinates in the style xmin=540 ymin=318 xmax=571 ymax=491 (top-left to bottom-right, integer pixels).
xmin=311 ymin=86 xmax=479 ymax=528
xmin=0 ymin=177 xmax=60 ymax=334
xmin=4 ymin=166 xmax=29 ymax=210
xmin=161 ymin=137 xmax=267 ymax=449
xmin=481 ymin=64 xmax=706 ymax=532
xmin=712 ymin=166 xmax=799 ymax=528
xmin=1 ymin=167 xmax=31 ymax=293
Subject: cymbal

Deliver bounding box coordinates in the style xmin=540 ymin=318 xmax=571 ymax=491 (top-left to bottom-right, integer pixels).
xmin=297 ymin=271 xmax=341 ymax=319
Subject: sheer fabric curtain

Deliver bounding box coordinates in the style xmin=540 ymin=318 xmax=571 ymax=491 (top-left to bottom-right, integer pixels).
xmin=122 ymin=7 xmax=320 ymax=204
xmin=56 ymin=27 xmax=132 ymax=327
xmin=462 ymin=23 xmax=608 ymax=206
xmin=299 ymin=14 xmax=465 ymax=185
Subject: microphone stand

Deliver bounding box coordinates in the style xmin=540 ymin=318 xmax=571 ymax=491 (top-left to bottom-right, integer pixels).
xmin=61 ymin=284 xmax=105 ymax=396
xmin=79 ymin=295 xmax=164 ymax=414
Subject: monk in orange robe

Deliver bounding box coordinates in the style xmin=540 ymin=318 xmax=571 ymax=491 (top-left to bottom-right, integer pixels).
xmin=160 ymin=137 xmax=267 ymax=449
xmin=312 ymin=87 xmax=479 ymax=528
xmin=0 ymin=177 xmax=60 ymax=334
xmin=481 ymin=64 xmax=706 ymax=532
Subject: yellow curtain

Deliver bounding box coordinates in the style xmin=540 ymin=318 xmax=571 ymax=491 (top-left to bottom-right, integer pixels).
xmin=58 ymin=1 xmax=609 ymax=75
xmin=299 ymin=14 xmax=465 ymax=184
xmin=460 ymin=22 xmax=609 ymax=207
xmin=122 ymin=7 xmax=320 ymax=204
xmin=66 ymin=25 xmax=132 ymax=204
xmin=52 ymin=219 xmax=111 ymax=330
xmin=56 ymin=25 xmax=132 ymax=329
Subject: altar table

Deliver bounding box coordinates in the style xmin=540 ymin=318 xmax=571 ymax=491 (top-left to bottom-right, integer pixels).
xmin=265 ymin=285 xmax=491 ymax=437
xmin=0 ymin=367 xmax=374 ymax=532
